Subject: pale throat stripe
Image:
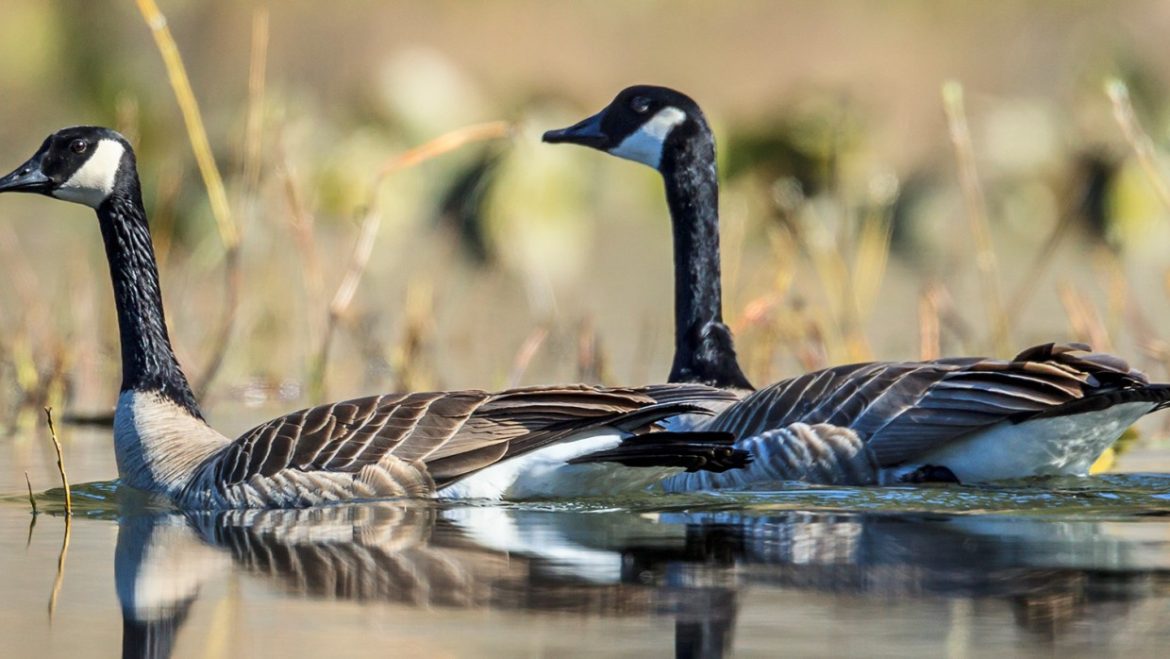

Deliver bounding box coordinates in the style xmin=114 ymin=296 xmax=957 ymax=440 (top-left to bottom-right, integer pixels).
xmin=610 ymin=106 xmax=687 ymax=169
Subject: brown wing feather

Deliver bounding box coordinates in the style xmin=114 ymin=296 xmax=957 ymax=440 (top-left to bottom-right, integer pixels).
xmin=704 ymin=343 xmax=1160 ymax=467
xmin=217 ymin=384 xmax=733 ymax=492
xmin=217 ymin=391 xmax=490 ymax=487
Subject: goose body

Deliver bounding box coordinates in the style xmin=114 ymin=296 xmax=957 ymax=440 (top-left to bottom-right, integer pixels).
xmin=544 ymin=86 xmax=1170 ymax=486
xmin=667 ymin=344 xmax=1169 ymax=489
xmin=2 ymin=126 xmax=827 ymax=508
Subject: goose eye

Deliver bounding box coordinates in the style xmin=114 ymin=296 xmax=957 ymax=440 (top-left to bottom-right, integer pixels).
xmin=70 ymin=139 xmax=88 ymax=154
xmin=630 ymin=96 xmax=652 ymax=114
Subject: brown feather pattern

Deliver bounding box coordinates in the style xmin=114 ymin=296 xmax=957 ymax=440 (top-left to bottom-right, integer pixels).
xmin=189 ymin=383 xmax=740 ymax=507
xmin=702 ymin=343 xmax=1169 ymax=467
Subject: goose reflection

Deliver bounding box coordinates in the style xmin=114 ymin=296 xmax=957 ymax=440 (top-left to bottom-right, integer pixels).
xmin=116 ymin=501 xmax=1170 ymax=658
xmin=116 ymin=503 xmax=741 ymax=659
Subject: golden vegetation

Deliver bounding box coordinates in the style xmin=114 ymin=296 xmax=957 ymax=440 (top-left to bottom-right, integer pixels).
xmin=0 ymin=2 xmax=1168 ymax=464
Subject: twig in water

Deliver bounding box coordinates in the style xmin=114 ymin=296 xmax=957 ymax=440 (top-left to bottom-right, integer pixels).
xmin=47 ymin=513 xmax=71 ymax=621
xmin=44 ymin=407 xmax=71 ymax=516
xmin=25 ymin=471 xmax=37 ymax=515
xmin=44 ymin=407 xmax=73 ymax=620
xmin=1106 ymin=79 xmax=1170 ymax=214
xmin=25 ymin=471 xmax=37 ymax=548
xmin=942 ymin=81 xmax=1010 ymax=355
xmin=135 ymin=0 xmax=241 ymax=401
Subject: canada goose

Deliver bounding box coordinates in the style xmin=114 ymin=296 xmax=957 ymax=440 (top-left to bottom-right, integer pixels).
xmin=543 ymin=85 xmax=1170 ymax=485
xmin=0 ymin=126 xmax=877 ymax=507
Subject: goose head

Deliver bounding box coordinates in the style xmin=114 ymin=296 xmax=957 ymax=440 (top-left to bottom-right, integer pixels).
xmin=542 ymin=85 xmax=709 ymax=171
xmin=0 ymin=126 xmax=134 ymax=209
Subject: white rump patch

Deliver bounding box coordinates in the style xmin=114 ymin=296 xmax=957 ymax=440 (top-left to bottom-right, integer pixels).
xmin=53 ymin=139 xmax=125 ymax=208
xmin=609 ymin=106 xmax=687 ymax=169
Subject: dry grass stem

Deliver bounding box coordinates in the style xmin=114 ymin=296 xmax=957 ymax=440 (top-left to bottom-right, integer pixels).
xmin=576 ymin=317 xmax=610 ymax=384
xmin=136 ymin=0 xmax=242 ymax=401
xmin=135 ymin=0 xmax=238 ymax=248
xmin=309 ymin=122 xmax=510 ymax=399
xmin=852 ymin=211 xmax=893 ymax=320
xmin=329 ymin=212 xmax=382 ymax=320
xmin=310 ymin=207 xmax=382 ymax=400
xmin=193 ymin=249 xmax=243 ymax=401
xmin=242 ymin=7 xmax=270 ymax=197
xmin=918 ymin=285 xmax=941 ymax=361
xmin=114 ymin=93 xmax=141 ymax=146
xmin=1006 ymin=208 xmax=1076 ymax=320
xmin=1058 ymin=283 xmax=1113 ymax=352
xmin=1106 ymin=79 xmax=1170 ymax=214
xmin=44 ymin=407 xmax=71 ymax=516
xmin=279 ymin=160 xmax=326 ymax=341
xmin=509 ymin=326 xmax=550 ymax=387
xmin=373 ymin=121 xmax=510 ymax=183
xmin=942 ymin=81 xmax=1010 ymax=354
xmin=391 ymin=279 xmax=436 ymax=392
xmin=147 ymin=163 xmax=185 ymax=269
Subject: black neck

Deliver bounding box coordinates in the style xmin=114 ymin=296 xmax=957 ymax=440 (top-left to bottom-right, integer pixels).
xmin=659 ymin=129 xmax=753 ymax=391
xmin=96 ymin=180 xmax=203 ymax=418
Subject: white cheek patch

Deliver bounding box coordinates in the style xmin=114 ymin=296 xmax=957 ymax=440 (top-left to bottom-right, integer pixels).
xmin=608 ymin=106 xmax=687 ymax=169
xmin=52 ymin=139 xmax=125 ymax=208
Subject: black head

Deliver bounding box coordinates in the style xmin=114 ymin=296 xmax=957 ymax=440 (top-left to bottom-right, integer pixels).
xmin=0 ymin=126 xmax=135 ymax=209
xmin=542 ymin=85 xmax=710 ymax=171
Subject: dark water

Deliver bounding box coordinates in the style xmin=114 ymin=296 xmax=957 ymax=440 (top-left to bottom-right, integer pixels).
xmin=5 ymin=474 xmax=1170 ymax=658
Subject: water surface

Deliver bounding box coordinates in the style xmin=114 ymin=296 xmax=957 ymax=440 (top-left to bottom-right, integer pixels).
xmin=4 ymin=433 xmax=1170 ymax=658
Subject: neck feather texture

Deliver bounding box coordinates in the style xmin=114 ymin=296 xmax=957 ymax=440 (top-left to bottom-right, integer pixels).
xmin=660 ymin=130 xmax=753 ymax=391
xmin=96 ymin=187 xmax=203 ymax=419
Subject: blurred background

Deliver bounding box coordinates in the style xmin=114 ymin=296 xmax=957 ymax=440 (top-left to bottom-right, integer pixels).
xmin=1 ymin=0 xmax=1170 ymax=455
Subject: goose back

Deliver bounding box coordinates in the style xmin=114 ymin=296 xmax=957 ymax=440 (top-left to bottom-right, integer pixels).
xmin=178 ymin=383 xmax=740 ymax=508
xmin=702 ymin=343 xmax=1170 ymax=467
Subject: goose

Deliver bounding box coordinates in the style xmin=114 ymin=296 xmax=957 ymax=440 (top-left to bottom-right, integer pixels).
xmin=543 ymin=85 xmax=1170 ymax=486
xmin=0 ymin=126 xmax=876 ymax=508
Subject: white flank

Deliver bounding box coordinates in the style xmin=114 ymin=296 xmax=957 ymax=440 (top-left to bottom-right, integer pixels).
xmin=609 ymin=106 xmax=687 ymax=169
xmin=436 ymin=431 xmax=679 ymax=500
xmin=890 ymin=402 xmax=1155 ymax=483
xmin=53 ymin=138 xmax=125 ymax=208
xmin=114 ymin=390 xmax=229 ymax=494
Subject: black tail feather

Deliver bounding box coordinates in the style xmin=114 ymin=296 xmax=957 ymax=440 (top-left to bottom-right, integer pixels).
xmin=568 ymin=432 xmax=751 ymax=473
xmin=1022 ymin=383 xmax=1170 ymax=421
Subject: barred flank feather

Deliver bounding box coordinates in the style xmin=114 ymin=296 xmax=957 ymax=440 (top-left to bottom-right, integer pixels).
xmin=703 ymin=343 xmax=1170 ymax=469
